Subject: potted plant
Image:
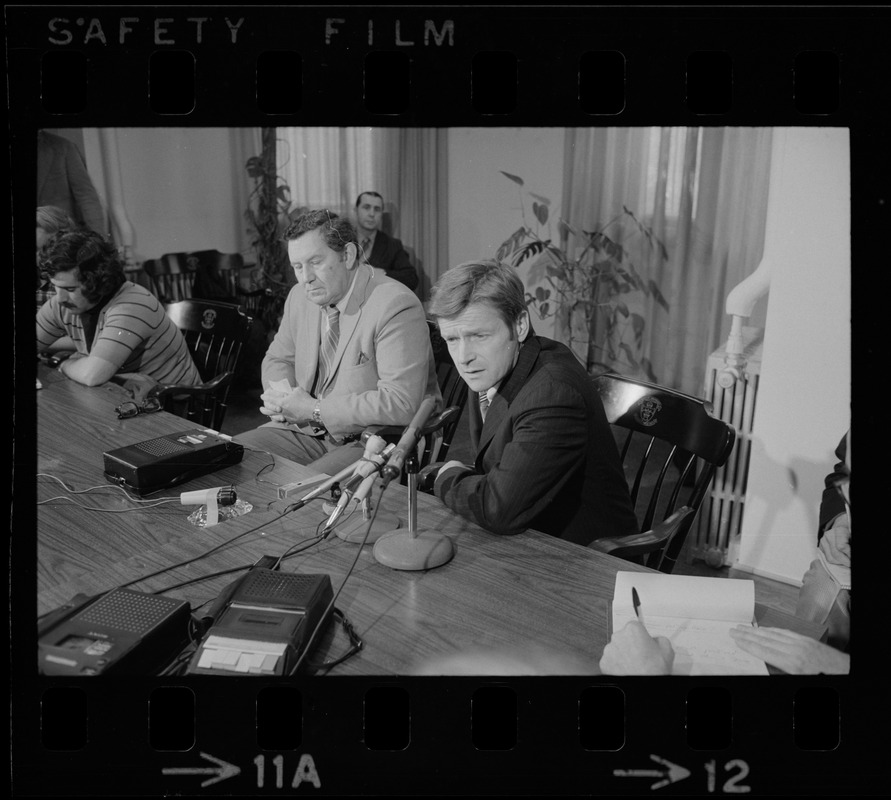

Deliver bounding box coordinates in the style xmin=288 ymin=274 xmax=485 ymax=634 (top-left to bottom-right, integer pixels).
xmin=244 ymin=127 xmax=297 ymax=336
xmin=495 ymin=171 xmax=670 ymax=381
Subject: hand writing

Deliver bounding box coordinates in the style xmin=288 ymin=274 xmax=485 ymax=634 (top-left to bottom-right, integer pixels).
xmin=599 ymin=620 xmax=674 ymax=675
xmin=729 ymin=625 xmax=850 ymax=674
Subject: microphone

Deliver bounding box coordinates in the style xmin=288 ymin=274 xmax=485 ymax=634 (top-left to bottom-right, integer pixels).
xmin=321 ymin=436 xmax=390 ymax=535
xmin=289 ymin=430 xmax=384 ymax=510
xmin=180 ymin=486 xmax=237 ymax=506
xmin=379 ymin=395 xmax=438 ymax=487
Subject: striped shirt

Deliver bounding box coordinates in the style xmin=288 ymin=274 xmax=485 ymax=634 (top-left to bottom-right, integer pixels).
xmin=36 ymin=281 xmax=201 ymax=386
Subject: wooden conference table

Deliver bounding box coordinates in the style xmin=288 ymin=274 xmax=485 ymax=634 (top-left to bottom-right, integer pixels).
xmin=36 ymin=365 xmax=816 ymax=676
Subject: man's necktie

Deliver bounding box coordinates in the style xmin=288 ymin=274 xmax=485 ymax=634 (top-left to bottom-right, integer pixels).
xmin=478 ymin=390 xmax=490 ymax=421
xmin=361 ymin=237 xmax=371 ymax=258
xmin=316 ymin=306 xmax=340 ymax=394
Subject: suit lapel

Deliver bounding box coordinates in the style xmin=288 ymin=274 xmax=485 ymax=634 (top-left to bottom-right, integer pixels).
xmin=475 ymin=336 xmax=542 ymax=455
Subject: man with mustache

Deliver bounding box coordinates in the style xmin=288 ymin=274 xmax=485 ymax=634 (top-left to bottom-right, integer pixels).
xmin=36 ymin=229 xmax=201 ymax=389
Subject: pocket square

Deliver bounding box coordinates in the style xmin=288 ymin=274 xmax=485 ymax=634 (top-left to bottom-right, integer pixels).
xmin=357 ymin=352 xmax=369 ymax=365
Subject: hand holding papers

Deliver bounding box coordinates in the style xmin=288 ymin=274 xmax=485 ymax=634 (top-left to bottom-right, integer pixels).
xmin=610 ymin=571 xmax=768 ymax=675
xmin=729 ymin=626 xmax=850 ymax=675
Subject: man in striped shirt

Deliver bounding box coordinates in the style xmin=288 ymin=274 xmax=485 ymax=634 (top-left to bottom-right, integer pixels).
xmin=36 ymin=229 xmax=201 ymax=388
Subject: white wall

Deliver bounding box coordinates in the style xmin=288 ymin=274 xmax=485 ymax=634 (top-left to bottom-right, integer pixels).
xmin=447 ymin=127 xmax=564 ymax=336
xmin=735 ymin=128 xmax=851 ymax=585
xmin=77 ymin=127 xmax=259 ymax=264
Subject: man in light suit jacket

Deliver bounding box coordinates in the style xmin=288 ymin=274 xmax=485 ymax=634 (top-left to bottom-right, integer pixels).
xmin=427 ymin=260 xmax=638 ymax=547
xmin=235 ymin=209 xmax=440 ymax=474
xmin=355 ymin=191 xmax=419 ymax=292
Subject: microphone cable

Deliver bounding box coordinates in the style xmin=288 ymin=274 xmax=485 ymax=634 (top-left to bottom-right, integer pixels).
xmin=290 ymin=482 xmax=391 ymax=675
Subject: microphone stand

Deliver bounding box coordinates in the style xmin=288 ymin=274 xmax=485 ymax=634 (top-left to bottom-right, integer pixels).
xmin=372 ymin=409 xmax=458 ymax=571
xmin=331 ymin=476 xmax=402 ymax=544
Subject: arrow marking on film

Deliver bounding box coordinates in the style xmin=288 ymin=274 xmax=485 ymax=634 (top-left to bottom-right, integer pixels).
xmin=615 ymin=754 xmax=691 ymax=790
xmin=163 ymin=751 xmax=241 ymax=787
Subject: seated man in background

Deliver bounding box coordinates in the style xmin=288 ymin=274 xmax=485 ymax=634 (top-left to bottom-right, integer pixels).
xmin=354 ymin=191 xmax=419 ymax=292
xmin=235 ymin=209 xmax=440 ymax=474
xmin=426 ymin=259 xmax=638 ymax=547
xmin=36 ymin=228 xmax=201 ymax=389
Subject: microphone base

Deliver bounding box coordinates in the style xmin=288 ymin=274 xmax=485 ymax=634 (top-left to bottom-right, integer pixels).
xmin=372 ymin=529 xmax=455 ymax=571
xmin=334 ymin=511 xmax=402 ymax=544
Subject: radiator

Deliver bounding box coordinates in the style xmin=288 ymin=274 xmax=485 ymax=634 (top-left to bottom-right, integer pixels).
xmin=692 ymin=326 xmax=764 ymax=567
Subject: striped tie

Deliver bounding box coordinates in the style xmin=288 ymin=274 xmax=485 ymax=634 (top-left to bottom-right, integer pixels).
xmin=478 ymin=390 xmax=490 ymax=421
xmin=316 ymin=306 xmax=340 ymax=394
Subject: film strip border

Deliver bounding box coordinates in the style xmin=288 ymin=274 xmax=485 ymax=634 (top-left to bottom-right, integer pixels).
xmin=9 ymin=3 xmax=889 ymax=796
xmin=19 ymin=677 xmax=851 ymax=795
xmin=6 ymin=6 xmax=887 ymax=124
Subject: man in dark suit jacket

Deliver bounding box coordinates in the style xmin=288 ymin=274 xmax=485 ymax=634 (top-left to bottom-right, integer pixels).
xmin=427 ymin=259 xmax=638 ymax=547
xmin=355 ymin=191 xmax=419 ymax=291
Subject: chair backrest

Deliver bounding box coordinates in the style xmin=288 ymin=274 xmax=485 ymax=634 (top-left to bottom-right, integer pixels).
xmin=142 ymin=253 xmax=198 ymax=303
xmin=592 ymin=372 xmax=736 ymax=573
xmin=423 ymin=320 xmax=468 ymax=464
xmin=143 ymin=250 xmax=245 ymax=306
xmin=163 ymin=299 xmax=254 ymax=430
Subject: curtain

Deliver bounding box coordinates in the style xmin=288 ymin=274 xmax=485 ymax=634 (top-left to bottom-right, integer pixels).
xmin=276 ymin=127 xmax=448 ymax=301
xmin=374 ymin=127 xmax=449 ymax=301
xmin=81 ymin=127 xmax=261 ymax=264
xmin=561 ymin=127 xmax=772 ymax=396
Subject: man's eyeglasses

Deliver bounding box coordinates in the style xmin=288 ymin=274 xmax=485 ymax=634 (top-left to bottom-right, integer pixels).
xmin=115 ymin=397 xmax=163 ymax=419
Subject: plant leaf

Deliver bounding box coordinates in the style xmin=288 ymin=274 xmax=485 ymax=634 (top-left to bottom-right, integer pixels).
xmin=619 ymin=342 xmax=639 ymax=369
xmin=533 ymin=202 xmax=549 ymax=225
xmin=500 ymin=171 xmax=525 ymax=186
xmin=546 ymin=264 xmax=567 ymax=282
xmin=648 ymin=280 xmax=671 ymax=312
xmin=641 ymin=357 xmax=659 ymax=384
xmin=514 ymin=239 xmax=550 ymax=266
xmin=528 ymin=192 xmax=552 ymax=206
xmin=615 ymin=301 xmax=630 ymax=318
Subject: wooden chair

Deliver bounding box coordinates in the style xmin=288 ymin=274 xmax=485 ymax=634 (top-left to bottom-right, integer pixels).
xmin=143 ymin=249 xmax=267 ymax=316
xmin=588 ymin=373 xmax=736 ymax=573
xmin=142 ymin=253 xmax=198 ymax=303
xmin=148 ymin=300 xmax=253 ymax=432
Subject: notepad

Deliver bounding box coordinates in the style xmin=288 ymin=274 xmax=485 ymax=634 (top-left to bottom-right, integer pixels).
xmin=611 ymin=571 xmax=769 ymax=675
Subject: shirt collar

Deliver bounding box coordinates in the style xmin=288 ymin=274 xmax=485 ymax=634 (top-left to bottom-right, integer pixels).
xmin=332 ymin=270 xmax=359 ymax=315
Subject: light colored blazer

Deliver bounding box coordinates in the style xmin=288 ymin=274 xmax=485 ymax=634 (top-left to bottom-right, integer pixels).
xmin=262 ymin=265 xmax=441 ymax=440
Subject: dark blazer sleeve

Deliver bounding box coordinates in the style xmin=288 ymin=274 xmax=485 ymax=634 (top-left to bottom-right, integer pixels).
xmin=372 ymin=233 xmax=419 ymax=292
xmin=818 ymin=433 xmax=849 ymax=540
xmin=435 ymin=379 xmax=588 ymax=536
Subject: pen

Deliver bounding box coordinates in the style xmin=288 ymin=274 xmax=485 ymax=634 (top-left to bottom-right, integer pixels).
xmin=631 ymin=586 xmax=647 ymax=631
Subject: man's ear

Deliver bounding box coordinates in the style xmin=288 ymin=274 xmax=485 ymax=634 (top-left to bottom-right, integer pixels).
xmin=343 ymin=241 xmax=359 ymax=270
xmin=515 ymin=309 xmax=531 ymax=342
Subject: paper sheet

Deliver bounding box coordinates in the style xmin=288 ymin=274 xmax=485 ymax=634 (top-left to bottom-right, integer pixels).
xmin=612 ymin=571 xmax=768 ymax=675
